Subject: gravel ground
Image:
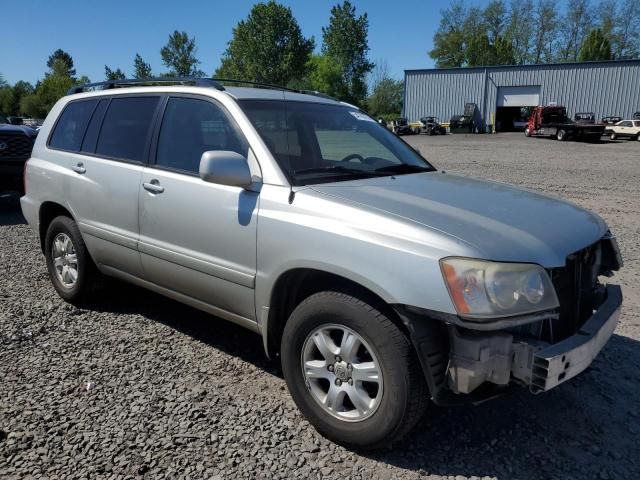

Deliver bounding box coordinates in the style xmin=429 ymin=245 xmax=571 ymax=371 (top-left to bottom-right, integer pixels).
xmin=1 ymin=133 xmax=639 ymax=480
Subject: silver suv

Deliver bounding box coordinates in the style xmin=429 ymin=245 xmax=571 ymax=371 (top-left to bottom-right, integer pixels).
xmin=21 ymin=78 xmax=623 ymax=449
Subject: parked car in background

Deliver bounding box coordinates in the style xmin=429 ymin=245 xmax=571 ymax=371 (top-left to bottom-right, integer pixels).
xmin=607 ymin=120 xmax=640 ymax=141
xmin=391 ymin=117 xmax=413 ymax=136
xmin=0 ymin=111 xmax=38 ymax=194
xmin=601 ymin=116 xmax=622 ymax=125
xmin=574 ymin=112 xmax=596 ymax=124
xmin=525 ymin=105 xmax=604 ymax=141
xmin=633 ymin=112 xmax=640 ymax=120
xmin=418 ymin=116 xmax=446 ymax=135
xmin=21 ymin=78 xmax=623 ymax=449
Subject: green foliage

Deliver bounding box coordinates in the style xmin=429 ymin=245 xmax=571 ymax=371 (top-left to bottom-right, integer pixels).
xmin=289 ymin=55 xmax=343 ymax=97
xmin=134 ymin=53 xmax=152 ymax=79
xmin=578 ymin=28 xmax=613 ymax=61
xmin=216 ymin=1 xmax=314 ymax=86
xmin=47 ymin=49 xmax=76 ymax=78
xmin=322 ymin=1 xmax=374 ymax=106
xmin=161 ymin=31 xmax=203 ymax=77
xmin=0 ymin=81 xmax=34 ymax=116
xmin=429 ymin=0 xmax=637 ymax=66
xmin=105 ymin=65 xmax=126 ymax=80
xmin=366 ymin=78 xmax=403 ymax=118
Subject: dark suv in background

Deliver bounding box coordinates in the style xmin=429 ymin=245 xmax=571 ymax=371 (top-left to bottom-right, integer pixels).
xmin=0 ymin=112 xmax=38 ymax=194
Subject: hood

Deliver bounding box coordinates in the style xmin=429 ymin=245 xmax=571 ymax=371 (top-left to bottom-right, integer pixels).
xmin=310 ymin=173 xmax=607 ymax=267
xmin=0 ymin=124 xmax=38 ymax=137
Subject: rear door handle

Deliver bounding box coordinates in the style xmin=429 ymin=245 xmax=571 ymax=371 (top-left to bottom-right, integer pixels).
xmin=143 ymin=180 xmax=164 ymax=194
xmin=72 ymin=162 xmax=86 ymax=174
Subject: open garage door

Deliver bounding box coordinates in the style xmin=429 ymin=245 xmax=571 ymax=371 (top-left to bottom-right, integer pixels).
xmin=495 ymin=86 xmax=541 ymax=132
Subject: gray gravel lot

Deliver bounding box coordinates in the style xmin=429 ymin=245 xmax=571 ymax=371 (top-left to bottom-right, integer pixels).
xmin=1 ymin=133 xmax=639 ymax=479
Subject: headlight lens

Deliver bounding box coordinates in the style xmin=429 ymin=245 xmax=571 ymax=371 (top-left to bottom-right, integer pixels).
xmin=440 ymin=258 xmax=559 ymax=319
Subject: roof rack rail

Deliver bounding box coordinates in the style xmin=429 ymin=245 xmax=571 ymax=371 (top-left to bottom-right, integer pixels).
xmin=66 ymin=77 xmax=225 ymax=95
xmin=211 ymin=78 xmax=297 ymax=92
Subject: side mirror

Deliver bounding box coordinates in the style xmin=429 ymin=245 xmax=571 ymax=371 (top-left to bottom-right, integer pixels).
xmin=199 ymin=151 xmax=253 ymax=188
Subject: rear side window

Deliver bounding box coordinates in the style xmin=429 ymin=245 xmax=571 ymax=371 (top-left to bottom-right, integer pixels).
xmin=49 ymin=100 xmax=98 ymax=151
xmin=96 ymin=96 xmax=160 ymax=162
xmin=155 ymin=97 xmax=247 ymax=174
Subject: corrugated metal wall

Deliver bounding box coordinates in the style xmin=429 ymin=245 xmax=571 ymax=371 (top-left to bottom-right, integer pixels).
xmin=404 ymin=60 xmax=640 ymax=131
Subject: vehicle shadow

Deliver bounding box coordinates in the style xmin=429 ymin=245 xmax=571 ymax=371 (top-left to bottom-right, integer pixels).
xmin=0 ymin=192 xmax=26 ymax=226
xmin=84 ymin=282 xmax=639 ymax=479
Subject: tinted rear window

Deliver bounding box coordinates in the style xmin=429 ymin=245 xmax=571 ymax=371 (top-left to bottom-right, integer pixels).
xmin=96 ymin=96 xmax=160 ymax=162
xmin=49 ymin=100 xmax=98 ymax=151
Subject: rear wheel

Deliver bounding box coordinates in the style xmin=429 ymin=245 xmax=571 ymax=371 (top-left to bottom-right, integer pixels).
xmin=524 ymin=128 xmax=531 ymax=137
xmin=556 ymin=129 xmax=567 ymax=141
xmin=281 ymin=291 xmax=428 ymax=449
xmin=44 ymin=216 xmax=103 ymax=304
xmin=636 ymin=133 xmax=640 ymax=141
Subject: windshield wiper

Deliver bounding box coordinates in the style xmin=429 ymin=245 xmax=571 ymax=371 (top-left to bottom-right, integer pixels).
xmin=373 ymin=164 xmax=433 ymax=174
xmin=294 ymin=165 xmax=381 ymax=177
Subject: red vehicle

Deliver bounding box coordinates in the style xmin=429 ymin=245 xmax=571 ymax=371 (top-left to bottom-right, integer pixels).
xmin=525 ymin=105 xmax=604 ymax=141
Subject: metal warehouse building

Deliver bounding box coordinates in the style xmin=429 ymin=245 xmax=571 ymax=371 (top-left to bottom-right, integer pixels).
xmin=403 ymin=59 xmax=640 ymax=132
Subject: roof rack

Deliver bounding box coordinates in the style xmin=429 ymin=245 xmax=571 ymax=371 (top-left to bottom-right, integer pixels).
xmin=66 ymin=77 xmax=225 ymax=95
xmin=66 ymin=76 xmax=345 ymax=105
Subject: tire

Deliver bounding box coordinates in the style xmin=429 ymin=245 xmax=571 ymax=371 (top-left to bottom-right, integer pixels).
xmin=636 ymin=134 xmax=640 ymax=142
xmin=44 ymin=215 xmax=103 ymax=304
xmin=281 ymin=291 xmax=428 ymax=449
xmin=524 ymin=128 xmax=531 ymax=137
xmin=556 ymin=129 xmax=567 ymax=141
xmin=610 ymin=132 xmax=617 ymax=140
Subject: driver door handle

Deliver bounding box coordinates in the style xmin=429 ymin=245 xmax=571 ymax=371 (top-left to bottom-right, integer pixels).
xmin=143 ymin=180 xmax=164 ymax=194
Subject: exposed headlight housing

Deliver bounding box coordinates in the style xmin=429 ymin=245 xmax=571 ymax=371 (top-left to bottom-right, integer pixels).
xmin=440 ymin=258 xmax=559 ymax=319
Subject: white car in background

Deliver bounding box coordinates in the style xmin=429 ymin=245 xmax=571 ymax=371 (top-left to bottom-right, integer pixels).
xmin=607 ymin=119 xmax=640 ymax=141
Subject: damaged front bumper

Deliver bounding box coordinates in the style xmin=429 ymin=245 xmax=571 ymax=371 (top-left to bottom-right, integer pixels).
xmin=447 ymin=284 xmax=622 ymax=395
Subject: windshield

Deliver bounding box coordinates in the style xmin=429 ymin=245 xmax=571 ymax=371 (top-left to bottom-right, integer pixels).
xmin=240 ymin=100 xmax=434 ymax=186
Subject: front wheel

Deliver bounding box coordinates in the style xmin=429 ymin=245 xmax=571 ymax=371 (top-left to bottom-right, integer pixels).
xmin=556 ymin=129 xmax=567 ymax=141
xmin=524 ymin=128 xmax=531 ymax=137
xmin=610 ymin=132 xmax=617 ymax=140
xmin=281 ymin=291 xmax=428 ymax=449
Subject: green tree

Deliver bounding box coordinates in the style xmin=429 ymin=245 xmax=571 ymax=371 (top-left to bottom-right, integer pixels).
xmin=613 ymin=0 xmax=640 ymax=59
xmin=483 ymin=0 xmax=506 ymax=43
xmin=0 ymin=81 xmax=34 ymax=116
xmin=47 ymin=49 xmax=76 ymax=78
xmin=531 ymin=0 xmax=558 ymax=63
xmin=289 ymin=55 xmax=343 ymax=97
xmin=134 ymin=53 xmax=153 ymax=79
xmin=578 ymin=28 xmax=613 ymax=60
xmin=216 ymin=1 xmax=314 ymax=86
xmin=160 ymin=31 xmax=203 ymax=77
xmin=505 ymin=0 xmax=534 ymax=64
xmin=322 ymin=1 xmax=374 ymax=105
xmin=367 ymin=78 xmax=403 ymax=118
xmin=105 ymin=65 xmax=126 ymax=80
xmin=559 ymin=0 xmax=594 ymax=61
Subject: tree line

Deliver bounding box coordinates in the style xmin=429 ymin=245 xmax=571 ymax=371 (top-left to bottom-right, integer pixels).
xmin=430 ymin=0 xmax=640 ymax=68
xmin=0 ymin=1 xmax=402 ymax=120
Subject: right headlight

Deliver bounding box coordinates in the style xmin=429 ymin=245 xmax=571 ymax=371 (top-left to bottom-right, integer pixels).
xmin=440 ymin=257 xmax=559 ymax=319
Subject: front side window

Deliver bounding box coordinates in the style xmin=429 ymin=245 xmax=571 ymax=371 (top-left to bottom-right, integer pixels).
xmin=49 ymin=100 xmax=98 ymax=151
xmin=96 ymin=96 xmax=160 ymax=162
xmin=240 ymin=100 xmax=434 ymax=185
xmin=621 ymin=121 xmax=632 ymax=127
xmin=634 ymin=121 xmax=640 ymax=128
xmin=156 ymin=97 xmax=248 ymax=174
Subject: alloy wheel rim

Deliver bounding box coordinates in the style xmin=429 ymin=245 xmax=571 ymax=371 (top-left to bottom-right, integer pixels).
xmin=52 ymin=233 xmax=78 ymax=288
xmin=301 ymin=324 xmax=383 ymax=422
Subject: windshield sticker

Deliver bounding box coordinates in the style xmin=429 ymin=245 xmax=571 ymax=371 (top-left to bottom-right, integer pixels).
xmin=349 ymin=111 xmax=376 ymax=123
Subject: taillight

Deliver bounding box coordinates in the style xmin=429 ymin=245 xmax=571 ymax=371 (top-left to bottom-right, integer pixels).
xmin=22 ymin=159 xmax=29 ymax=195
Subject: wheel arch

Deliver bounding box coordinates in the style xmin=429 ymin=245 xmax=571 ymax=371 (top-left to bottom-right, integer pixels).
xmin=38 ymin=201 xmax=75 ymax=253
xmin=263 ymin=268 xmax=406 ymax=360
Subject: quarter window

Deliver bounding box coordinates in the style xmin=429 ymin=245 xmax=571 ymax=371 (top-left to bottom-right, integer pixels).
xmin=155 ymin=97 xmax=248 ymax=174
xmin=49 ymin=100 xmax=98 ymax=151
xmin=96 ymin=96 xmax=160 ymax=162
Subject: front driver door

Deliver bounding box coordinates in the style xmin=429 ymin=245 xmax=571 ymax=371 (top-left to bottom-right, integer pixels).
xmin=138 ymin=95 xmax=259 ymax=323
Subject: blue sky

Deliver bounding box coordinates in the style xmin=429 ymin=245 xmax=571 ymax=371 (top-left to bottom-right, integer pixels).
xmin=2 ymin=0 xmax=448 ymax=85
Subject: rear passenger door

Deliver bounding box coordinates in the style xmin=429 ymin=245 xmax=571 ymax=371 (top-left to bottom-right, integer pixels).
xmin=138 ymin=95 xmax=259 ymax=322
xmin=62 ymin=95 xmax=162 ymax=277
